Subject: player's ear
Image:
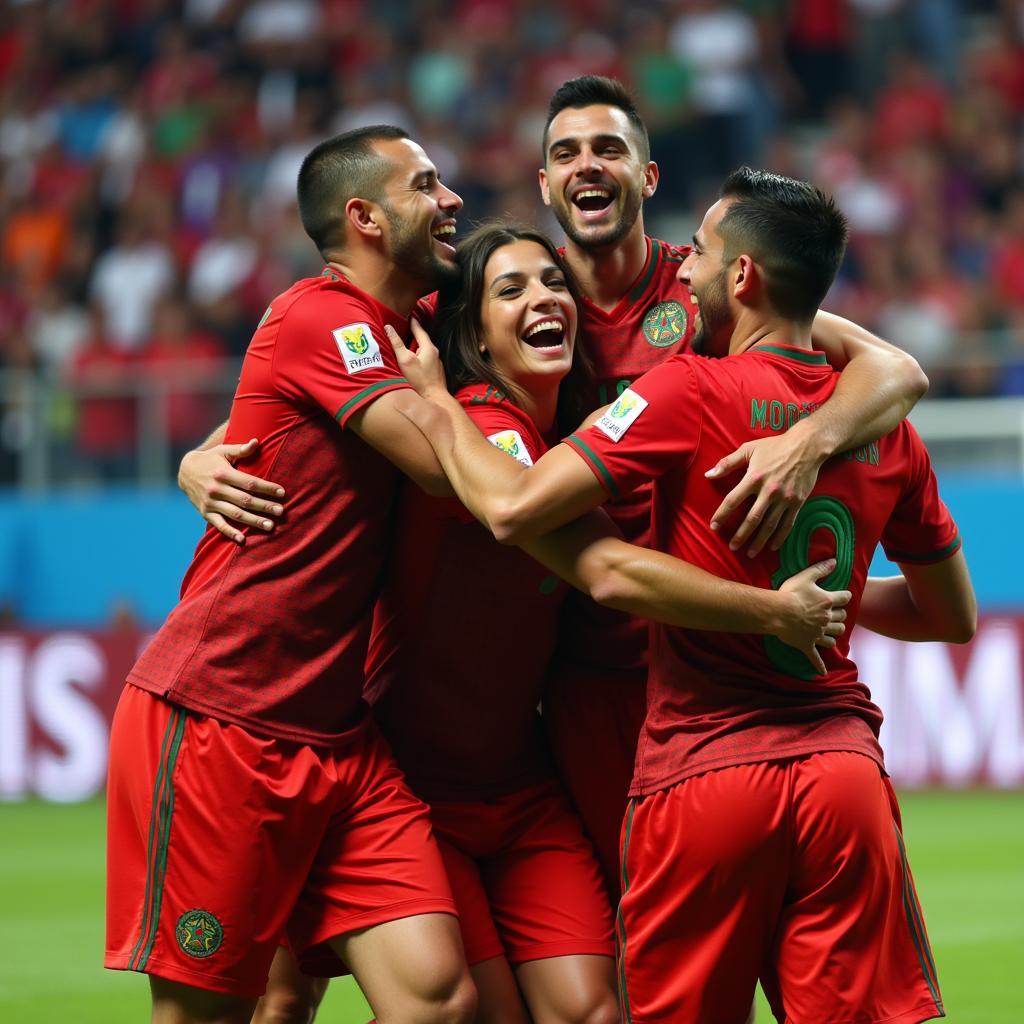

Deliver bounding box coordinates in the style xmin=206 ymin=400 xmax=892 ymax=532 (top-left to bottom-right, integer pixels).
xmin=642 ymin=160 xmax=659 ymax=199
xmin=732 ymin=254 xmax=758 ymax=299
xmin=538 ymin=167 xmax=551 ymax=207
xmin=345 ymin=198 xmax=382 ymax=240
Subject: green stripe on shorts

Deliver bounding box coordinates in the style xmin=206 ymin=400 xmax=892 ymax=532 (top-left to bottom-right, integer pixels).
xmin=617 ymin=798 xmax=638 ymax=1024
xmin=130 ymin=707 xmax=187 ymax=972
xmin=894 ymin=823 xmax=943 ymax=1013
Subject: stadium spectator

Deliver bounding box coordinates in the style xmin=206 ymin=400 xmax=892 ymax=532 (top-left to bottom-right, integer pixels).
xmin=87 ymin=207 xmax=175 ymax=350
xmin=67 ymin=309 xmax=137 ymax=480
xmin=1 ymin=0 xmax=1023 ymax=485
xmin=137 ymin=297 xmax=226 ymax=462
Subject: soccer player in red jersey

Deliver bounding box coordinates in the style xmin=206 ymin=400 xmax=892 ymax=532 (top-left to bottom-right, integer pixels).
xmin=388 ymin=167 xmax=976 ymax=1024
xmin=535 ymin=76 xmax=928 ymax=896
xmin=104 ymin=126 xmax=482 ymax=1024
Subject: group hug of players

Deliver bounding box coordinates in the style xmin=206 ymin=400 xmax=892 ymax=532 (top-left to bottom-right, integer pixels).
xmin=104 ymin=76 xmax=976 ymax=1024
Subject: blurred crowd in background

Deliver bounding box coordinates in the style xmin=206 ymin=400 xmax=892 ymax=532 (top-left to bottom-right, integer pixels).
xmin=1 ymin=0 xmax=1023 ymax=484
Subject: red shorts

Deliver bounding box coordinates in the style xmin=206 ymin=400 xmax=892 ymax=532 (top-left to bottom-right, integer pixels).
xmin=542 ymin=663 xmax=647 ymax=899
xmin=618 ymin=752 xmax=943 ymax=1024
xmin=105 ymin=685 xmax=455 ymax=997
xmin=429 ymin=779 xmax=615 ymax=966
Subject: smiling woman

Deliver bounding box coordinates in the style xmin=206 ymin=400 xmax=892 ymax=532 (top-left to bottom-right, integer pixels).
xmin=432 ymin=222 xmax=593 ymax=435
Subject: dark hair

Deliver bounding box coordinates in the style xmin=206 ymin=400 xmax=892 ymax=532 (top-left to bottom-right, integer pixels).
xmin=434 ymin=223 xmax=593 ymax=434
xmin=717 ymin=166 xmax=848 ymax=322
xmin=543 ymin=76 xmax=650 ymax=162
xmin=296 ymin=125 xmax=409 ymax=257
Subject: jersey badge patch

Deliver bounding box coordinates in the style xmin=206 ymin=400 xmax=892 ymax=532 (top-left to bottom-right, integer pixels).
xmin=487 ymin=430 xmax=533 ymax=466
xmin=642 ymin=300 xmax=688 ymax=348
xmin=176 ymin=909 xmax=223 ymax=959
xmin=595 ymin=389 xmax=648 ymax=442
xmin=333 ymin=322 xmax=384 ymax=374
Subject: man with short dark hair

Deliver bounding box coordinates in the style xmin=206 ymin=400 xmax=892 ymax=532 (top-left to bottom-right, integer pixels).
xmin=535 ymin=76 xmax=927 ymax=896
xmin=104 ymin=126 xmax=477 ymax=1024
xmin=389 ymin=166 xmax=974 ymax=1024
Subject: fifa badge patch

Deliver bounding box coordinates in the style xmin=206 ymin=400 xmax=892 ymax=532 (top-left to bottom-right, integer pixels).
xmin=175 ymin=909 xmax=224 ymax=959
xmin=595 ymin=389 xmax=648 ymax=442
xmin=487 ymin=430 xmax=533 ymax=466
xmin=333 ymin=322 xmax=384 ymax=374
xmin=642 ymin=300 xmax=688 ymax=348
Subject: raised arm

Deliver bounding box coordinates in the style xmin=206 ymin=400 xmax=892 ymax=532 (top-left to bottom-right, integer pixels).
xmin=857 ymin=552 xmax=976 ymax=644
xmin=178 ymin=422 xmax=286 ymax=544
xmin=707 ymin=313 xmax=929 ymax=556
xmin=523 ymin=510 xmax=849 ymax=674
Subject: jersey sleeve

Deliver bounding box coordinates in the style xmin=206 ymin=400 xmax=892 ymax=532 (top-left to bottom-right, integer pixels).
xmin=562 ymin=357 xmax=702 ymax=498
xmin=273 ymin=291 xmax=410 ymax=428
xmin=881 ymin=422 xmax=961 ymax=564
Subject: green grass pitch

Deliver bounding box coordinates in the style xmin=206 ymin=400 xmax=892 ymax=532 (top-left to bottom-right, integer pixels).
xmin=1 ymin=791 xmax=1020 ymax=1022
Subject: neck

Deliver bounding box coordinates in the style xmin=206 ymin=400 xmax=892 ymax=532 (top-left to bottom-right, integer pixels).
xmin=326 ymin=254 xmax=423 ymax=317
xmin=561 ymin=219 xmax=648 ymax=312
xmin=515 ymin=377 xmax=560 ymax=434
xmin=726 ymin=309 xmax=813 ymax=357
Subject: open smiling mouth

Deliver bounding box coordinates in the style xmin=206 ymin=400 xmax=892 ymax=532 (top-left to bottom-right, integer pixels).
xmin=523 ymin=320 xmax=566 ymax=349
xmin=432 ymin=223 xmax=456 ymax=254
xmin=572 ymin=187 xmax=614 ymax=217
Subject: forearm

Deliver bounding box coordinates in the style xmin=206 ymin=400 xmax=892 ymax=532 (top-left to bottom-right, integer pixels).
xmin=807 ymin=311 xmax=929 ymax=455
xmin=411 ymin=391 xmax=530 ymax=538
xmin=408 ymin=392 xmax=602 ymax=543
xmin=522 ymin=514 xmax=793 ymax=634
xmin=858 ymin=576 xmax=953 ymax=641
xmin=859 ymin=566 xmax=976 ymax=643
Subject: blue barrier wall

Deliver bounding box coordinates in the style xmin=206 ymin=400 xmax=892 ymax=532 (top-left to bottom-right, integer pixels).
xmin=3 ymin=474 xmax=1022 ymax=627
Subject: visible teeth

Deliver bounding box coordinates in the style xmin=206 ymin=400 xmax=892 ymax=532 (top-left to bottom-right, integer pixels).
xmin=575 ymin=189 xmax=611 ymax=200
xmin=525 ymin=320 xmax=563 ymax=338
xmin=432 ymin=224 xmax=456 ymax=237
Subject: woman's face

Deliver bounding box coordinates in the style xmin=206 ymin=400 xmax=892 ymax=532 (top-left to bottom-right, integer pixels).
xmin=477 ymin=239 xmax=577 ymax=392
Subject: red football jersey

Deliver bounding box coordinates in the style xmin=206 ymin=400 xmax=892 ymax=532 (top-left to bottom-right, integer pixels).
xmin=557 ymin=236 xmax=696 ymax=672
xmin=363 ymin=383 xmax=568 ymax=800
xmin=129 ymin=271 xmax=412 ymax=747
xmin=564 ymin=344 xmax=961 ymax=796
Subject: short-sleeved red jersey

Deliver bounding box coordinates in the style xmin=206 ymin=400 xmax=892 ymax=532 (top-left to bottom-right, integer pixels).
xmin=557 ymin=237 xmax=696 ymax=672
xmin=564 ymin=344 xmax=960 ymax=796
xmin=364 ymin=383 xmax=568 ymax=800
xmin=128 ymin=271 xmax=412 ymax=747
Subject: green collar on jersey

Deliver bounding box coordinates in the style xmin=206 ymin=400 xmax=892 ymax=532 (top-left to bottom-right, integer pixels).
xmin=752 ymin=344 xmax=828 ymax=365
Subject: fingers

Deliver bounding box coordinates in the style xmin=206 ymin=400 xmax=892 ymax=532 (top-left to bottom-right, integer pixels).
xmin=832 ymin=588 xmax=852 ymax=608
xmin=211 ymin=499 xmax=277 ymax=531
xmin=409 ymin=319 xmax=433 ymax=347
xmin=206 ymin=481 xmax=283 ymax=519
xmin=207 ymin=512 xmax=246 ymax=545
xmin=723 ymin=487 xmax=772 ymax=551
xmin=384 ymin=324 xmax=408 ymax=352
xmin=769 ymin=505 xmax=800 ymax=551
xmin=704 ymin=447 xmax=749 ymax=480
xmin=223 ymin=437 xmax=260 ymax=460
xmin=744 ymin=501 xmax=788 ymax=558
xmin=804 ymin=558 xmax=837 ymax=582
xmin=823 ymin=621 xmax=845 ymax=638
xmin=806 ymin=644 xmax=827 ymax=675
xmin=709 ymin=477 xmax=756 ymax=535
